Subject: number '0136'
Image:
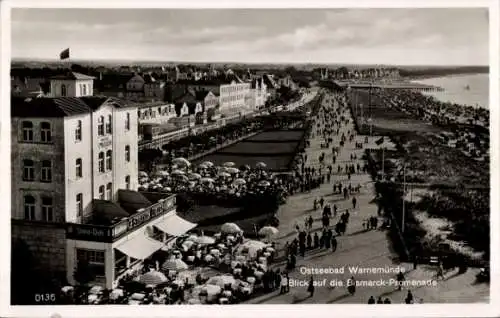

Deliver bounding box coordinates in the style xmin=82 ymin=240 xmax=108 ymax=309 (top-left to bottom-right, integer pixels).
xmin=35 ymin=293 xmax=56 ymax=302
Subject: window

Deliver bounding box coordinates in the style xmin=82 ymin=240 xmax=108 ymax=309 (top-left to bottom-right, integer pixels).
xmin=99 ymin=185 xmax=105 ymax=200
xmin=76 ymin=158 xmax=82 ymax=178
xmin=41 ymin=160 xmax=52 ymax=182
xmin=106 ymin=115 xmax=112 ymax=134
xmin=125 ymin=145 xmax=130 ymax=162
xmin=82 ymin=84 xmax=87 ymax=96
xmin=106 ymin=183 xmax=112 ymax=200
xmin=40 ymin=122 xmax=52 ymax=142
xmin=105 ymin=150 xmax=112 ymax=171
xmin=76 ymin=193 xmax=83 ymax=217
xmin=23 ymin=159 xmax=35 ymax=181
xmin=24 ymin=195 xmax=36 ymax=220
xmin=22 ymin=121 xmax=34 ymax=142
xmin=125 ymin=113 xmax=130 ymax=131
xmin=41 ymin=197 xmax=53 ymax=222
xmin=75 ymin=120 xmax=82 ymax=142
xmin=61 ymin=84 xmax=67 ymax=97
xmin=76 ymin=249 xmax=105 ymax=276
xmin=125 ymin=175 xmax=130 ymax=190
xmin=98 ymin=116 xmax=104 ymax=136
xmin=98 ymin=152 xmax=104 ymax=173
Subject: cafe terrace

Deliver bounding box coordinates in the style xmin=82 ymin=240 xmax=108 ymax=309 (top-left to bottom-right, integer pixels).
xmin=66 ymin=191 xmax=196 ymax=289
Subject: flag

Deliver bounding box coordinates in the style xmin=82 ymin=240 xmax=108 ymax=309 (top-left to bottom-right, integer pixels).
xmin=375 ymin=137 xmax=384 ymax=146
xmin=60 ymin=48 xmax=70 ymax=60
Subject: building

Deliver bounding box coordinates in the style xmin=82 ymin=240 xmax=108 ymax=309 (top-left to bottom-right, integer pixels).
xmin=49 ymin=72 xmax=95 ymax=97
xmin=11 ymin=73 xmax=196 ymax=290
xmin=262 ymin=74 xmax=279 ymax=100
xmin=218 ymin=76 xmax=251 ymax=113
xmin=248 ymin=77 xmax=267 ymax=110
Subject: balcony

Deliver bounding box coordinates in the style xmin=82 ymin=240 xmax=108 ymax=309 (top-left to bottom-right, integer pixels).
xmin=66 ymin=192 xmax=176 ymax=243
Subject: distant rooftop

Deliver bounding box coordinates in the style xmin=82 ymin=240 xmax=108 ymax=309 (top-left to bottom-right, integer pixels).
xmin=50 ymin=71 xmax=96 ymax=80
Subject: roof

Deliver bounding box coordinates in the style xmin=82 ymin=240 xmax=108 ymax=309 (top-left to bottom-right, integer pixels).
xmin=92 ymin=199 xmax=130 ymax=219
xmin=50 ymin=71 xmax=96 ymax=80
xmin=194 ymin=90 xmax=212 ymax=101
xmin=11 ymin=95 xmax=136 ymax=118
xmin=117 ymin=189 xmax=152 ymax=215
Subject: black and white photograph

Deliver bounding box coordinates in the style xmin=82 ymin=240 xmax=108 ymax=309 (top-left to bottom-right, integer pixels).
xmin=1 ymin=0 xmax=498 ymax=317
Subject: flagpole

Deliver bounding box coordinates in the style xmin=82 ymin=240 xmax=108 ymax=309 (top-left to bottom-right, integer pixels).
xmin=381 ymin=147 xmax=385 ymax=181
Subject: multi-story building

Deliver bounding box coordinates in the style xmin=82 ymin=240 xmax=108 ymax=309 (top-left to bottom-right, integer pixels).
xmin=11 ymin=73 xmax=196 ymax=289
xmin=218 ymin=77 xmax=251 ymax=112
xmin=248 ymin=77 xmax=267 ymax=110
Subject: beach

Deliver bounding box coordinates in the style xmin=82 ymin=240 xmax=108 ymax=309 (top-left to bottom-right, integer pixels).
xmin=411 ymin=73 xmax=489 ymax=109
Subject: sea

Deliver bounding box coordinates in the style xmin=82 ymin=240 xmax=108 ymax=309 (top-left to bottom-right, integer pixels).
xmin=412 ymin=73 xmax=489 ymax=109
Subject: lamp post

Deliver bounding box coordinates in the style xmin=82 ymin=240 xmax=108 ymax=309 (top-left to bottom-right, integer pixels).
xmin=401 ymin=164 xmax=407 ymax=233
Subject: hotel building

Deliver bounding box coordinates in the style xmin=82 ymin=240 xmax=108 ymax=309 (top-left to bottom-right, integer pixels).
xmin=11 ymin=72 xmax=196 ymax=289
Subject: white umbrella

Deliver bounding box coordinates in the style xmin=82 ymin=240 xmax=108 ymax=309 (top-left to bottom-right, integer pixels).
xmin=221 ymin=222 xmax=243 ymax=234
xmin=226 ymin=167 xmax=240 ymax=174
xmin=138 ymin=271 xmax=168 ymax=285
xmin=200 ymin=177 xmax=215 ymax=184
xmin=233 ymin=178 xmax=247 ymax=186
xmin=258 ymin=180 xmax=271 ymax=187
xmin=155 ymin=170 xmax=169 ymax=178
xmin=171 ymin=169 xmax=185 ymax=176
xmin=173 ymin=157 xmax=191 ymax=167
xmin=188 ymin=172 xmax=202 ymax=180
xmin=201 ymin=161 xmax=214 ymax=167
xmin=89 ymin=285 xmax=104 ymax=295
xmin=223 ymin=161 xmax=236 ymax=167
xmin=110 ymin=288 xmax=124 ymax=300
xmin=139 ymin=171 xmax=148 ymax=178
xmin=185 ymin=234 xmax=198 ymax=241
xmin=258 ymin=226 xmax=279 ymax=238
xmin=198 ymin=284 xmax=222 ymax=296
xmin=139 ymin=177 xmax=149 ymax=184
xmin=206 ymin=275 xmax=237 ymax=289
xmin=162 ymin=258 xmax=189 ymax=272
xmin=196 ymin=236 xmax=216 ymax=245
xmin=256 ymin=162 xmax=267 ymax=169
xmin=218 ymin=171 xmax=231 ymax=178
xmin=182 ymin=240 xmax=195 ymax=249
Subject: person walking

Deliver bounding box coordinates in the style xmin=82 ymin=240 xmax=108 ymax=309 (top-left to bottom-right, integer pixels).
xmin=405 ymin=290 xmax=414 ymax=304
xmin=396 ymin=270 xmax=405 ymax=291
xmin=307 ymin=276 xmax=315 ymax=297
xmin=352 ymin=196 xmax=357 ymax=209
xmin=280 ymin=274 xmax=288 ymax=294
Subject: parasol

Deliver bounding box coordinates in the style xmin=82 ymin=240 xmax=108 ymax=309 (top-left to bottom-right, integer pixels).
xmin=196 ymin=236 xmax=216 ymax=245
xmin=221 ymin=222 xmax=243 ymax=234
xmin=161 ymin=258 xmax=189 ymax=272
xmin=138 ymin=271 xmax=168 ymax=285
xmin=256 ymin=162 xmax=267 ymax=169
xmin=233 ymin=178 xmax=247 ymax=186
xmin=258 ymin=180 xmax=271 ymax=187
xmin=172 ymin=157 xmax=191 ymax=167
xmin=223 ymin=161 xmax=236 ymax=167
xmin=258 ymin=226 xmax=279 ymax=238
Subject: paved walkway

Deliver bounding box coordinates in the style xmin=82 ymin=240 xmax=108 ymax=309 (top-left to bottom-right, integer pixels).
xmin=246 ymin=90 xmax=488 ymax=304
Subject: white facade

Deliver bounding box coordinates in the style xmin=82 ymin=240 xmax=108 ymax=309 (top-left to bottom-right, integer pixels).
xmin=248 ymin=79 xmax=268 ymax=110
xmin=50 ymin=79 xmax=94 ymax=98
xmin=219 ymin=81 xmax=251 ymax=111
xmin=138 ymin=103 xmax=177 ymax=125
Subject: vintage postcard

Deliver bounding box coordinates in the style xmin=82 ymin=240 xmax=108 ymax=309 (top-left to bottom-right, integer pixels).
xmin=1 ymin=0 xmax=498 ymax=317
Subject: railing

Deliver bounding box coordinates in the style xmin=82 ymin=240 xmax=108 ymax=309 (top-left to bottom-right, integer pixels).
xmin=66 ymin=194 xmax=177 ymax=243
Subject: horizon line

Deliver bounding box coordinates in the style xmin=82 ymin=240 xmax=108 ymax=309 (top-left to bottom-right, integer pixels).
xmin=10 ymin=58 xmax=490 ymax=68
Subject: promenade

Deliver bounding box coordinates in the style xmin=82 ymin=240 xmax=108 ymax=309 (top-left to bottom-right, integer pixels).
xmin=247 ymin=90 xmax=488 ymax=304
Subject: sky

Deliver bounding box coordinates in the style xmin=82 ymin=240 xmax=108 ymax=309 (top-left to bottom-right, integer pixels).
xmin=11 ymin=8 xmax=489 ymax=65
